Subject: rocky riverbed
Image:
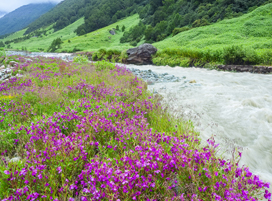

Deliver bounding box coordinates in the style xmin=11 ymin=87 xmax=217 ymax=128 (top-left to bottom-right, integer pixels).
xmin=127 ymin=67 xmax=200 ymax=88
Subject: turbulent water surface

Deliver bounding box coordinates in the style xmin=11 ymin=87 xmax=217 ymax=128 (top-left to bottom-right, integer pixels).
xmin=124 ymin=64 xmax=272 ymax=188
xmin=8 ymin=52 xmax=272 ymax=190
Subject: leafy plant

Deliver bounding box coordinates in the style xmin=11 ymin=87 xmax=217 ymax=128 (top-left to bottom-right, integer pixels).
xmin=73 ymin=55 xmax=89 ymax=63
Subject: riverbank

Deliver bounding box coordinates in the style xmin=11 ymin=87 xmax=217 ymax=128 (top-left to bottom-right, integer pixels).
xmin=0 ymin=55 xmax=270 ymax=200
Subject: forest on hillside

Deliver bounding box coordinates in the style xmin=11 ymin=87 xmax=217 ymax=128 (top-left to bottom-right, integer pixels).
xmin=24 ymin=0 xmax=272 ymax=43
xmin=118 ymin=0 xmax=272 ymax=44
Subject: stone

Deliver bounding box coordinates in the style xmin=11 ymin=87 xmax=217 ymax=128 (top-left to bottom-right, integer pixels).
xmin=189 ymin=80 xmax=196 ymax=83
xmin=9 ymin=157 xmax=21 ymax=163
xmin=147 ymin=79 xmax=155 ymax=85
xmin=153 ymin=72 xmax=159 ymax=78
xmin=126 ymin=43 xmax=157 ymax=65
xmin=9 ymin=61 xmax=18 ymax=67
xmin=164 ymin=75 xmax=174 ymax=79
xmin=109 ymin=29 xmax=116 ymax=35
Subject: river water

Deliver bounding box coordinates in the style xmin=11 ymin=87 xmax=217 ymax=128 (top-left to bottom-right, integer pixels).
xmin=124 ymin=64 xmax=272 ymax=189
xmin=8 ymin=52 xmax=272 ymax=191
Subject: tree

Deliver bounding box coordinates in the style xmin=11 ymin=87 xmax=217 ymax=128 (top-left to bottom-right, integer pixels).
xmin=0 ymin=41 xmax=5 ymax=47
xmin=122 ymin=25 xmax=126 ymax=32
xmin=47 ymin=38 xmax=62 ymax=52
xmin=80 ymin=29 xmax=86 ymax=36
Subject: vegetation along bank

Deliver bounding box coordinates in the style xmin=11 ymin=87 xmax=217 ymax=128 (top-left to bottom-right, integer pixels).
xmin=0 ymin=51 xmax=271 ymax=200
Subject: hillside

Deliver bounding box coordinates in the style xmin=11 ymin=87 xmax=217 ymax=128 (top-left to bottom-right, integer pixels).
xmin=0 ymin=11 xmax=6 ymax=18
xmin=154 ymin=3 xmax=272 ymax=51
xmin=1 ymin=18 xmax=85 ymax=52
xmin=76 ymin=0 xmax=271 ymax=44
xmin=0 ymin=3 xmax=56 ymax=36
xmin=25 ymin=0 xmax=85 ymax=34
xmin=1 ymin=15 xmax=140 ymax=52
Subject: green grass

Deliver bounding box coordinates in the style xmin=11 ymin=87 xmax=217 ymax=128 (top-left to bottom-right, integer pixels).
xmin=1 ymin=18 xmax=84 ymax=52
xmin=1 ymin=15 xmax=140 ymax=53
xmin=59 ymin=14 xmax=140 ymax=52
xmin=154 ymin=3 xmax=272 ymax=53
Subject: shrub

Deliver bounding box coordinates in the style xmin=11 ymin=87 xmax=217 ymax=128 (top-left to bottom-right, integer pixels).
xmin=172 ymin=27 xmax=190 ymax=36
xmin=130 ymin=41 xmax=138 ymax=46
xmin=94 ymin=60 xmax=116 ymax=71
xmin=73 ymin=55 xmax=89 ymax=63
xmin=222 ymin=46 xmax=259 ymax=65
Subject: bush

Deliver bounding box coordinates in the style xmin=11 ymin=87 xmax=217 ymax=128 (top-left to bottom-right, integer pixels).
xmin=120 ymin=22 xmax=146 ymax=44
xmin=92 ymin=49 xmax=122 ymax=62
xmin=130 ymin=41 xmax=138 ymax=47
xmin=73 ymin=55 xmax=89 ymax=63
xmin=172 ymin=27 xmax=191 ymax=36
xmin=222 ymin=46 xmax=259 ymax=65
xmin=94 ymin=60 xmax=116 ymax=71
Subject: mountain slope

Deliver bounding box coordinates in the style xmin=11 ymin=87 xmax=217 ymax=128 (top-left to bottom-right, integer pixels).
xmin=1 ymin=15 xmax=140 ymax=52
xmin=0 ymin=11 xmax=6 ymax=18
xmin=25 ymin=0 xmax=86 ymax=35
xmin=0 ymin=3 xmax=56 ymax=36
xmin=154 ymin=3 xmax=272 ymax=51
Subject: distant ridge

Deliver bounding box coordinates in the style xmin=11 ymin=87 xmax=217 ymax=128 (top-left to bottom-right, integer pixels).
xmin=0 ymin=3 xmax=56 ymax=36
xmin=0 ymin=11 xmax=6 ymax=18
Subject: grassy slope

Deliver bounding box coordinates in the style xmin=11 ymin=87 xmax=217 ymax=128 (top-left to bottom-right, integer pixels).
xmin=154 ymin=3 xmax=272 ymax=53
xmin=1 ymin=15 xmax=140 ymax=52
xmin=59 ymin=14 xmax=140 ymax=52
xmin=2 ymin=3 xmax=272 ymax=54
xmin=1 ymin=18 xmax=84 ymax=52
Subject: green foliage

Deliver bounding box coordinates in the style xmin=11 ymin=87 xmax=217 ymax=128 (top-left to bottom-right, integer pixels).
xmin=92 ymin=49 xmax=122 ymax=62
xmin=120 ymin=21 xmax=146 ymax=44
xmin=75 ymin=0 xmax=145 ymax=36
xmin=73 ymin=55 xmax=89 ymax=63
xmin=47 ymin=37 xmax=63 ymax=52
xmin=0 ymin=49 xmax=5 ymax=58
xmin=94 ymin=60 xmax=116 ymax=71
xmin=25 ymin=0 xmax=86 ymax=34
xmin=222 ymin=46 xmax=260 ymax=65
xmin=122 ymin=25 xmax=126 ymax=32
xmin=172 ymin=27 xmax=190 ymax=36
xmin=0 ymin=42 xmax=5 ymax=48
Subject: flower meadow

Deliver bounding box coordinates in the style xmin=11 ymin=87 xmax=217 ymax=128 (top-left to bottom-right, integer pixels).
xmin=0 ymin=55 xmax=270 ymax=201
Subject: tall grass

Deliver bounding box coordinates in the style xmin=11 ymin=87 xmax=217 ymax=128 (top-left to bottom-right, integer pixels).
xmin=153 ymin=46 xmax=272 ymax=67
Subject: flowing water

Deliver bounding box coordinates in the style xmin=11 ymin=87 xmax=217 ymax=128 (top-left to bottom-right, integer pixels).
xmin=124 ymin=64 xmax=272 ymax=190
xmin=7 ymin=51 xmax=75 ymax=61
xmin=8 ymin=52 xmax=272 ymax=191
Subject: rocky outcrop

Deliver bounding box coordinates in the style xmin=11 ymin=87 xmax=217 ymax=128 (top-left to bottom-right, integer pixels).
xmin=217 ymin=65 xmax=272 ymax=74
xmin=127 ymin=43 xmax=157 ymax=65
xmin=109 ymin=29 xmax=116 ymax=35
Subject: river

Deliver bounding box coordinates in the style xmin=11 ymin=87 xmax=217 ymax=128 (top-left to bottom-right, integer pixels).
xmin=8 ymin=51 xmax=272 ymax=192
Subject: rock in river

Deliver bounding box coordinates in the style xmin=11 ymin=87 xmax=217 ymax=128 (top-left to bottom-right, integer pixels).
xmin=126 ymin=43 xmax=157 ymax=65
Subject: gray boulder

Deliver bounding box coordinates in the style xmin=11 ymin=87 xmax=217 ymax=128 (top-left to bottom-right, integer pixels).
xmin=126 ymin=43 xmax=157 ymax=65
xmin=109 ymin=29 xmax=116 ymax=35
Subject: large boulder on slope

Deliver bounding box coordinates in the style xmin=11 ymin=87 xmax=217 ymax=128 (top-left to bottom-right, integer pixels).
xmin=126 ymin=43 xmax=157 ymax=65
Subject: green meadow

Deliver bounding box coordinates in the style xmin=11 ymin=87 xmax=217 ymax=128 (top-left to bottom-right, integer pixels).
xmin=1 ymin=18 xmax=84 ymax=52
xmin=154 ymin=3 xmax=272 ymax=52
xmin=1 ymin=15 xmax=140 ymax=52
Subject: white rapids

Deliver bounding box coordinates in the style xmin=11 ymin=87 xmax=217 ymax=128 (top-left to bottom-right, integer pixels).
xmin=125 ymin=64 xmax=272 ymax=190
